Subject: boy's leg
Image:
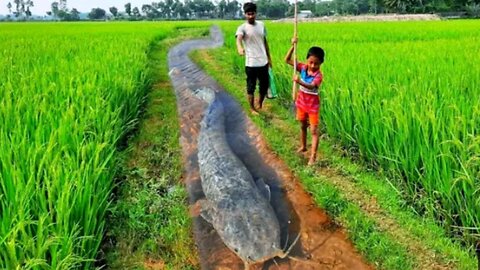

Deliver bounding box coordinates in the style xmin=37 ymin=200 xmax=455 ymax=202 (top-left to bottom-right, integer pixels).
xmin=299 ymin=121 xmax=308 ymax=153
xmin=245 ymin=66 xmax=259 ymax=114
xmin=308 ymin=112 xmax=320 ymax=165
xmin=257 ymin=64 xmax=269 ymax=109
xmin=308 ymin=124 xmax=319 ymax=165
xmin=296 ymin=108 xmax=308 ymax=152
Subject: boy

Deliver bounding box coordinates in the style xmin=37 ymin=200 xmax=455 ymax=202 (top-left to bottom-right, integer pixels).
xmin=285 ymin=38 xmax=325 ymax=165
xmin=235 ymin=2 xmax=272 ymax=115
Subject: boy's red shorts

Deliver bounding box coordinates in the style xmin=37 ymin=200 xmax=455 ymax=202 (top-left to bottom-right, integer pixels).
xmin=296 ymin=107 xmax=319 ymax=125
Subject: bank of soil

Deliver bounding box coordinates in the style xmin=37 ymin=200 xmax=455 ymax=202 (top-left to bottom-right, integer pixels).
xmin=274 ymin=14 xmax=441 ymax=23
xmin=168 ymin=25 xmax=372 ymax=269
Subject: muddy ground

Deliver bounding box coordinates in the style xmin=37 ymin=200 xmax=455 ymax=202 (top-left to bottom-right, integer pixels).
xmin=168 ymin=26 xmax=373 ymax=270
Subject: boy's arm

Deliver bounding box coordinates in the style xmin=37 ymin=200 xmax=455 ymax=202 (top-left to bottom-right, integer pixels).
xmin=294 ymin=74 xmax=322 ymax=90
xmin=285 ymin=38 xmax=297 ymax=66
xmin=284 ymin=45 xmax=295 ymax=66
xmin=294 ymin=77 xmax=315 ymax=90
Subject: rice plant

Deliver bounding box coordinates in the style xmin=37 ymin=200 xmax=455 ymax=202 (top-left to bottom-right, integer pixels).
xmin=0 ymin=22 xmax=178 ymax=269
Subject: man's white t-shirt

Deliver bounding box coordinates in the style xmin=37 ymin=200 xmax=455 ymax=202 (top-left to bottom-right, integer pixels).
xmin=235 ymin=21 xmax=268 ymax=67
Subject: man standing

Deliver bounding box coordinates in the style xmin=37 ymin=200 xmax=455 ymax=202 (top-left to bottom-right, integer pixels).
xmin=236 ymin=2 xmax=272 ymax=115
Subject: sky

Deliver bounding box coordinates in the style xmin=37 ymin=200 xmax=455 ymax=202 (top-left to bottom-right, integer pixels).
xmin=0 ymin=0 xmax=165 ymax=15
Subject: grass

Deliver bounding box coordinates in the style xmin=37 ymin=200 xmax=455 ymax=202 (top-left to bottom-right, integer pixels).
xmin=101 ymin=26 xmax=211 ymax=270
xmin=0 ymin=22 xmax=177 ymax=269
xmin=220 ymin=20 xmax=480 ymax=249
xmin=190 ymin=43 xmax=477 ymax=269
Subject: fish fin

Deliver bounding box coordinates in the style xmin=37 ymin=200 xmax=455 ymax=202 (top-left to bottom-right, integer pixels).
xmin=193 ymin=87 xmax=215 ymax=104
xmin=199 ymin=199 xmax=216 ymax=224
xmin=256 ymin=178 xmax=271 ymax=202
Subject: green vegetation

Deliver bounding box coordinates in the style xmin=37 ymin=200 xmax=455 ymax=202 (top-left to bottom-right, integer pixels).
xmin=0 ymin=22 xmax=199 ymax=269
xmin=1 ymin=19 xmax=478 ymax=270
xmin=5 ymin=0 xmax=479 ymax=22
xmin=102 ymin=27 xmax=210 ymax=270
xmin=220 ymin=19 xmax=480 ymax=249
xmin=191 ymin=19 xmax=478 ymax=269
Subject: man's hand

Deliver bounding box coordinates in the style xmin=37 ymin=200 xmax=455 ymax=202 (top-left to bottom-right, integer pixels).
xmin=238 ymin=47 xmax=245 ymax=56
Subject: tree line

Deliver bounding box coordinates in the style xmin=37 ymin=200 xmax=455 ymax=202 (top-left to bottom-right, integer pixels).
xmin=4 ymin=0 xmax=480 ymax=21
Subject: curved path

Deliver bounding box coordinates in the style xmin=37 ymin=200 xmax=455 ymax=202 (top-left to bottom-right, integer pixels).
xmin=168 ymin=25 xmax=372 ymax=270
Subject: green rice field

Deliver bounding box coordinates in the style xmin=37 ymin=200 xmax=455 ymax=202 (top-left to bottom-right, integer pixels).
xmin=0 ymin=22 xmax=178 ymax=269
xmin=222 ymin=19 xmax=480 ymax=245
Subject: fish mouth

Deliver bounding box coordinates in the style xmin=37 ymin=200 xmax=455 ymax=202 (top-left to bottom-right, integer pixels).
xmin=246 ymin=249 xmax=283 ymax=264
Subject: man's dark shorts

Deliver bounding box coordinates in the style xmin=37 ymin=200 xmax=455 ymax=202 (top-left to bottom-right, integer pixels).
xmin=245 ymin=64 xmax=269 ymax=96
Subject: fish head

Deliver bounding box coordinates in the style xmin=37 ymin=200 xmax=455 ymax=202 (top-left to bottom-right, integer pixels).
xmin=219 ymin=210 xmax=282 ymax=264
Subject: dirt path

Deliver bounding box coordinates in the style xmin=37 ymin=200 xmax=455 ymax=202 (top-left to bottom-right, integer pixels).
xmin=168 ymin=26 xmax=372 ymax=270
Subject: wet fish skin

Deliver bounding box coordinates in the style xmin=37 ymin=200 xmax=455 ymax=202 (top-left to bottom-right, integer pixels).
xmin=195 ymin=87 xmax=282 ymax=264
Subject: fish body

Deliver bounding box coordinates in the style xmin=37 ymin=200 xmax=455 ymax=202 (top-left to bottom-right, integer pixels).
xmin=196 ymin=87 xmax=283 ymax=264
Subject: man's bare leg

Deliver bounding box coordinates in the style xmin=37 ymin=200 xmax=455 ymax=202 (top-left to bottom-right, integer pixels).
xmin=248 ymin=94 xmax=259 ymax=115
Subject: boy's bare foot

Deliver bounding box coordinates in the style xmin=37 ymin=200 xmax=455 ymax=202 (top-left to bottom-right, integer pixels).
xmin=308 ymin=155 xmax=316 ymax=166
xmin=296 ymin=147 xmax=307 ymax=153
xmin=250 ymin=109 xmax=260 ymax=115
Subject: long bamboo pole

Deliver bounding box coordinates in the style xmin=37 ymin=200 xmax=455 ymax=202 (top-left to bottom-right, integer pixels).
xmin=292 ymin=0 xmax=298 ymax=101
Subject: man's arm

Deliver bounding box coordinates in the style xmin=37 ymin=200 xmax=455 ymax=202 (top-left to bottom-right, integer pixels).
xmin=264 ymin=37 xmax=272 ymax=68
xmin=236 ymin=34 xmax=245 ymax=56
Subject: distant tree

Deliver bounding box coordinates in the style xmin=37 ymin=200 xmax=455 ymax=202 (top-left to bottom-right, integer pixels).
xmin=217 ymin=0 xmax=227 ymax=18
xmin=226 ymin=0 xmax=241 ymax=18
xmin=109 ymin=6 xmax=118 ymax=17
xmin=315 ymin=1 xmax=336 ymax=15
xmin=132 ymin=6 xmax=141 ymax=18
xmin=26 ymin=0 xmax=33 ymax=16
xmin=141 ymin=4 xmax=160 ymax=19
xmin=257 ymin=0 xmax=289 ymax=18
xmin=355 ymin=0 xmax=371 ymax=14
xmin=125 ymin=2 xmax=131 ymax=16
xmin=384 ymin=0 xmax=407 ymax=12
xmin=70 ymin=8 xmax=80 ymax=20
xmin=88 ymin=7 xmax=106 ymax=19
xmin=11 ymin=0 xmax=33 ymax=18
xmin=58 ymin=0 xmax=66 ymax=11
xmin=57 ymin=9 xmax=69 ymax=19
xmin=171 ymin=0 xmax=188 ymax=18
xmin=7 ymin=2 xmax=12 ymax=14
xmin=189 ymin=0 xmax=214 ymax=18
xmin=165 ymin=0 xmax=174 ymax=18
xmin=184 ymin=0 xmax=194 ymax=17
xmin=51 ymin=2 xmax=59 ymax=18
xmin=170 ymin=0 xmax=183 ymax=18
xmin=465 ymin=3 xmax=480 ymax=17
xmin=54 ymin=0 xmax=71 ymax=20
xmin=368 ymin=0 xmax=383 ymax=13
xmin=298 ymin=0 xmax=316 ymax=12
xmin=331 ymin=0 xmax=357 ymax=14
xmin=13 ymin=0 xmax=24 ymax=17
